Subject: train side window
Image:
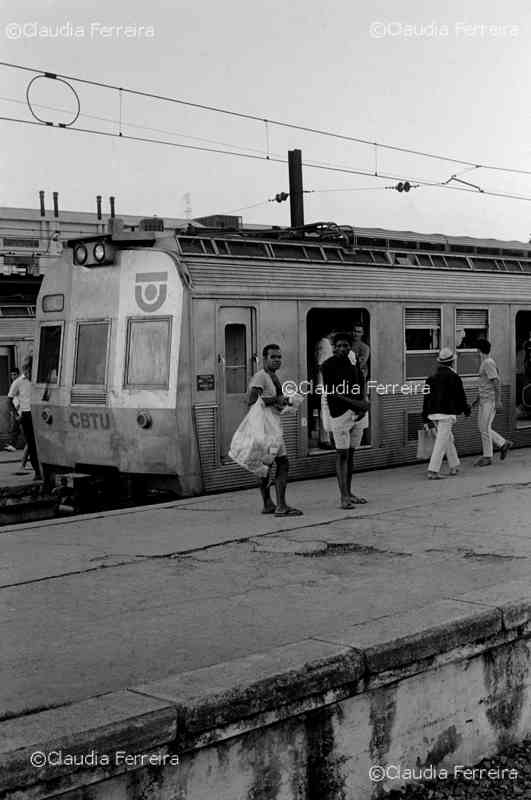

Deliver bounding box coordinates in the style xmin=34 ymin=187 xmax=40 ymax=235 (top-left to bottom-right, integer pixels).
xmin=405 ymin=308 xmax=440 ymax=379
xmin=456 ymin=309 xmax=488 ymax=375
xmin=74 ymin=322 xmax=110 ymax=385
xmin=125 ymin=317 xmax=171 ymax=388
xmin=225 ymin=323 xmax=247 ymax=394
xmin=37 ymin=324 xmax=62 ymax=384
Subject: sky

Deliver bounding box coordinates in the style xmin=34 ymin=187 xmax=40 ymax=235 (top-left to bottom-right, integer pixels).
xmin=1 ymin=0 xmax=531 ymax=241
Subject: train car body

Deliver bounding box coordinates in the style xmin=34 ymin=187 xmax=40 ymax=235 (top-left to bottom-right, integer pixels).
xmin=33 ymin=220 xmax=531 ymax=497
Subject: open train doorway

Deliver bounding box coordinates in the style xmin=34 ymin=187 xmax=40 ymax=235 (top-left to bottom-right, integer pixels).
xmin=306 ymin=308 xmax=371 ymax=452
xmin=515 ymin=310 xmax=531 ymax=428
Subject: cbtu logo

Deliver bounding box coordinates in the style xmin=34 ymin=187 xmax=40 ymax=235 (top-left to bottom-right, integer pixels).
xmin=134 ymin=272 xmax=168 ymax=312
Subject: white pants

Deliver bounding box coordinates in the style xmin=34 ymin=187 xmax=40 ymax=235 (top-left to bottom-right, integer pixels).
xmin=428 ymin=418 xmax=460 ymax=473
xmin=478 ymin=399 xmax=505 ymax=458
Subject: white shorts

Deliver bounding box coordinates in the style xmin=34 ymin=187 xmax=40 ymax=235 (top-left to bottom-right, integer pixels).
xmin=329 ymin=410 xmax=368 ymax=450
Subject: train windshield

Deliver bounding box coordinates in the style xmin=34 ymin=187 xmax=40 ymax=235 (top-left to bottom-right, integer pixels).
xmin=37 ymin=324 xmax=62 ymax=384
xmin=124 ymin=317 xmax=171 ymax=387
xmin=74 ymin=322 xmax=109 ymax=385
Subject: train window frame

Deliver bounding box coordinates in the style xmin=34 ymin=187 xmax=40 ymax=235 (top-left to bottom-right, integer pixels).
xmin=224 ymin=323 xmax=248 ymax=395
xmin=404 ymin=307 xmax=441 ymax=381
xmin=73 ymin=319 xmax=111 ymax=388
xmin=36 ymin=321 xmax=64 ymax=385
xmin=455 ymin=309 xmax=489 ymax=376
xmin=124 ymin=315 xmax=172 ymax=389
xmin=42 ymin=294 xmax=64 ymax=313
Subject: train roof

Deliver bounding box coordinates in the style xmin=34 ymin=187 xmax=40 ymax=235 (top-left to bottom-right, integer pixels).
xmin=349 ymin=227 xmax=530 ymax=250
xmin=179 ymin=222 xmax=531 ymax=252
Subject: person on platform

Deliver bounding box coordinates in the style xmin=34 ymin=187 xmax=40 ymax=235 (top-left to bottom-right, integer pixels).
xmin=471 ymin=339 xmax=512 ymax=466
xmin=7 ymin=357 xmax=41 ymax=481
xmin=248 ymin=344 xmax=303 ymax=517
xmin=321 ymin=332 xmax=370 ymax=508
xmin=5 ymin=369 xmax=20 ymax=452
xmin=422 ymin=348 xmax=471 ymax=479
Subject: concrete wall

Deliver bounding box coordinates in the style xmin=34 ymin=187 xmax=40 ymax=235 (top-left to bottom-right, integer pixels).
xmin=2 ymin=580 xmax=530 ymax=800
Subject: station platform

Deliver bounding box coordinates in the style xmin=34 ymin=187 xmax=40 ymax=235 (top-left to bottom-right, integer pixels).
xmin=0 ymin=447 xmax=34 ymax=487
xmin=2 ymin=450 xmax=531 ymax=798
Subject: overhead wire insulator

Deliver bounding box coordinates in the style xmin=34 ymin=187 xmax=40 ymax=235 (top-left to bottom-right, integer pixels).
xmin=274 ymin=192 xmax=289 ymax=203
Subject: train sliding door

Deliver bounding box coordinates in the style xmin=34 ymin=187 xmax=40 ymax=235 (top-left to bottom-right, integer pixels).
xmin=515 ymin=309 xmax=531 ymax=428
xmin=218 ymin=307 xmax=256 ymax=458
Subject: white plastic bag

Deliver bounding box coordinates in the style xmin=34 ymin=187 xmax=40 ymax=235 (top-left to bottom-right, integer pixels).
xmin=229 ymin=399 xmax=284 ymax=477
xmin=416 ymin=427 xmax=436 ymax=461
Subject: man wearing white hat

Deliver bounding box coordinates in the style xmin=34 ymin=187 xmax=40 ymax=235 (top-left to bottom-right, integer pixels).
xmin=422 ymin=348 xmax=471 ymax=479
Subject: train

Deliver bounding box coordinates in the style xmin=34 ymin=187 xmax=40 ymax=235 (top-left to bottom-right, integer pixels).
xmin=32 ymin=217 xmax=531 ymax=498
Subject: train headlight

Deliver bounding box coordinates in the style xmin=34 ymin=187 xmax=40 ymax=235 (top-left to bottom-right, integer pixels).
xmin=41 ymin=409 xmax=53 ymax=425
xmin=93 ymin=242 xmax=106 ymax=263
xmin=73 ymin=244 xmax=88 ymax=265
xmin=136 ymin=412 xmax=152 ymax=429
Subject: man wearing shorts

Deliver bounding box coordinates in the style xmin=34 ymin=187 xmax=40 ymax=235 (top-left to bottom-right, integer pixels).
xmin=321 ymin=333 xmax=370 ymax=508
xmin=248 ymin=344 xmax=303 ymax=517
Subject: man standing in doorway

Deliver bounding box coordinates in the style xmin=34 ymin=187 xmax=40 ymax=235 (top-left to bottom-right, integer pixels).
xmin=321 ymin=333 xmax=369 ymax=509
xmin=351 ymin=323 xmax=370 ymax=380
xmin=472 ymin=339 xmax=512 ymax=466
xmin=248 ymin=344 xmax=303 ymax=517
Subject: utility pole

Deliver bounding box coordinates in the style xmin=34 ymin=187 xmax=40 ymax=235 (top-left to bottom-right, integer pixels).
xmin=288 ymin=149 xmax=304 ymax=227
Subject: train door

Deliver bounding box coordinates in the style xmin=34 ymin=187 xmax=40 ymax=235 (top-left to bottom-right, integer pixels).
xmin=306 ymin=308 xmax=371 ymax=451
xmin=0 ymin=346 xmax=14 ymax=395
xmin=515 ymin=310 xmax=531 ymax=428
xmin=218 ymin=307 xmax=256 ymax=457
xmin=0 ymin=346 xmax=15 ymax=446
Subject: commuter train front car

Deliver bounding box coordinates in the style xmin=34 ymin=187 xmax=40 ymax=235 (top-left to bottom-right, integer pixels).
xmin=32 ymin=218 xmax=531 ymax=501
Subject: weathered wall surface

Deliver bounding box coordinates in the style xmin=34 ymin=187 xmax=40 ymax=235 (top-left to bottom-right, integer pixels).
xmin=2 ymin=581 xmax=530 ymax=800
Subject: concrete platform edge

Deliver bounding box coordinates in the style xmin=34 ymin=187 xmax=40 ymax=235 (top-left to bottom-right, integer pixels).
xmin=2 ymin=583 xmax=531 ymax=798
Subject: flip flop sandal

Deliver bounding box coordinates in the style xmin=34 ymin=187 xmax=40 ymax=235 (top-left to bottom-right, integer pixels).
xmin=350 ymin=496 xmax=367 ymax=504
xmin=274 ymin=507 xmax=303 ymax=517
xmin=340 ymin=500 xmax=357 ymax=509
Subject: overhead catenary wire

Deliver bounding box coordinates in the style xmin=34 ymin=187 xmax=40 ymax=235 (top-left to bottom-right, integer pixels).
xmin=2 ymin=60 xmax=531 ymax=178
xmin=3 ymin=114 xmax=531 ymax=205
xmin=0 ymin=95 xmax=278 ymax=157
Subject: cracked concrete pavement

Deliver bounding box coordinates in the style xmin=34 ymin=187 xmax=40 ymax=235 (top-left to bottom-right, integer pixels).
xmin=1 ymin=450 xmax=531 ymax=721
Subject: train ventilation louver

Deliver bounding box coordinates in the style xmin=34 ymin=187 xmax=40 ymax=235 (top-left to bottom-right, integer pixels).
xmin=70 ymin=389 xmax=107 ymax=406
